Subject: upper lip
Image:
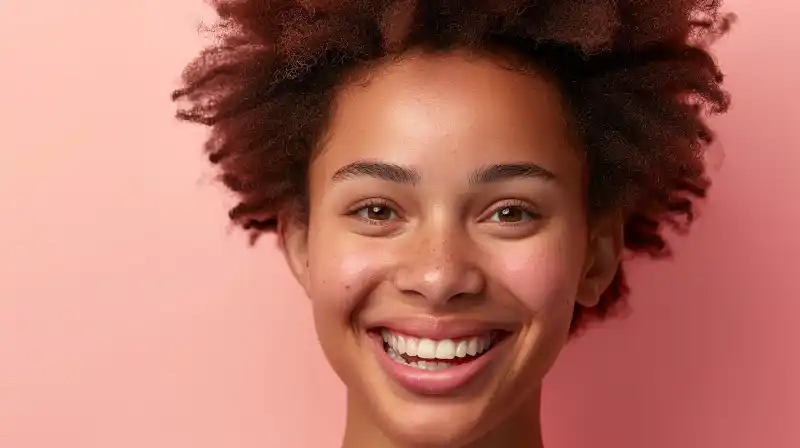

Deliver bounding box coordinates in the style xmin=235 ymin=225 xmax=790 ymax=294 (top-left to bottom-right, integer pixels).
xmin=367 ymin=316 xmax=517 ymax=340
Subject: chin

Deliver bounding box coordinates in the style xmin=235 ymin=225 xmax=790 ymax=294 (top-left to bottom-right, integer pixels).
xmin=376 ymin=399 xmax=493 ymax=447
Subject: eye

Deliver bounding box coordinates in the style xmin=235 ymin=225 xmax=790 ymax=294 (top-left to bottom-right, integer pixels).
xmin=353 ymin=203 xmax=398 ymax=222
xmin=487 ymin=205 xmax=537 ymax=223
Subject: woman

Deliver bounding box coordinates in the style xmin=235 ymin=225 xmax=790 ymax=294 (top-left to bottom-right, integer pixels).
xmin=172 ymin=0 xmax=733 ymax=446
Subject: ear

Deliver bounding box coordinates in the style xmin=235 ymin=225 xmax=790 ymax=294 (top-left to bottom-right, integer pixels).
xmin=277 ymin=212 xmax=310 ymax=293
xmin=577 ymin=218 xmax=623 ymax=308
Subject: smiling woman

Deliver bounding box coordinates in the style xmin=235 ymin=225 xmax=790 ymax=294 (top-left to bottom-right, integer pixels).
xmin=172 ymin=0 xmax=733 ymax=447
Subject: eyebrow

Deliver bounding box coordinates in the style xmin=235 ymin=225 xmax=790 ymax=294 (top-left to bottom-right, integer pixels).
xmin=332 ymin=161 xmax=421 ymax=185
xmin=331 ymin=161 xmax=556 ymax=185
xmin=468 ymin=163 xmax=556 ymax=185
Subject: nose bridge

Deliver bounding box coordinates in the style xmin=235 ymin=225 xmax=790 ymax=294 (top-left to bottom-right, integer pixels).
xmin=394 ymin=219 xmax=484 ymax=303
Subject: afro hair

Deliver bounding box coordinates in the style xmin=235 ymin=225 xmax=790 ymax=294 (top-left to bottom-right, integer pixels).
xmin=172 ymin=0 xmax=733 ymax=332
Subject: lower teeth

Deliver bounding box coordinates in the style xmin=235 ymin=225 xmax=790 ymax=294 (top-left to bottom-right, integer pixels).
xmin=386 ymin=347 xmax=455 ymax=371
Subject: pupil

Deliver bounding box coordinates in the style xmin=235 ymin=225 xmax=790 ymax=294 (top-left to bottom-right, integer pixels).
xmin=369 ymin=206 xmax=389 ymax=220
xmin=500 ymin=207 xmax=521 ymax=222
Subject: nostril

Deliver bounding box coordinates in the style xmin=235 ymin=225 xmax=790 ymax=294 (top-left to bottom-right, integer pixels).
xmin=394 ymin=262 xmax=485 ymax=304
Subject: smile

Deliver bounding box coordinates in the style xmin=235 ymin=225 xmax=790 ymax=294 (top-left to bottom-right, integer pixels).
xmin=381 ymin=329 xmax=498 ymax=371
xmin=368 ymin=324 xmax=512 ymax=395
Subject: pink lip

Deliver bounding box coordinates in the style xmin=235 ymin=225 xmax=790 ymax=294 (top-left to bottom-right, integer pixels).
xmin=367 ymin=331 xmax=509 ymax=396
xmin=368 ymin=316 xmax=517 ymax=340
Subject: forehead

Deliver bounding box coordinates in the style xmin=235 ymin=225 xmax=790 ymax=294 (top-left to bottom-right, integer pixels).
xmin=314 ymin=51 xmax=582 ymax=184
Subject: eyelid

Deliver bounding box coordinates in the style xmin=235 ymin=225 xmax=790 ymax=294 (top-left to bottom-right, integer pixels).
xmin=345 ymin=198 xmax=398 ymax=215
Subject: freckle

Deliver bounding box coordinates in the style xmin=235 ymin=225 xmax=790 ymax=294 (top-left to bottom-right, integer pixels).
xmin=345 ymin=284 xmax=351 ymax=291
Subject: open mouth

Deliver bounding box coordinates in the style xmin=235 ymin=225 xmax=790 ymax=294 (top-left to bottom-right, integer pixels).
xmin=377 ymin=329 xmax=509 ymax=371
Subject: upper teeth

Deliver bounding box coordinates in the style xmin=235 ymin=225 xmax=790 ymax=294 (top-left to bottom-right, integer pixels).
xmin=381 ymin=330 xmax=493 ymax=360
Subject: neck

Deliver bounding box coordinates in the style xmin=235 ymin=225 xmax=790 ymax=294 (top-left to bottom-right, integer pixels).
xmin=341 ymin=389 xmax=544 ymax=448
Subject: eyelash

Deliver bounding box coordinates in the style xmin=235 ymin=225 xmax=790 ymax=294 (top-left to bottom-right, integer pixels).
xmin=484 ymin=200 xmax=541 ymax=225
xmin=347 ymin=199 xmax=541 ymax=226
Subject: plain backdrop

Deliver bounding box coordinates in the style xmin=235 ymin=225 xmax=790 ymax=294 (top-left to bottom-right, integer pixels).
xmin=0 ymin=1 xmax=797 ymax=447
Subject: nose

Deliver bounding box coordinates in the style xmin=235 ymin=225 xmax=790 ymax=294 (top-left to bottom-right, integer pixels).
xmin=393 ymin=228 xmax=485 ymax=305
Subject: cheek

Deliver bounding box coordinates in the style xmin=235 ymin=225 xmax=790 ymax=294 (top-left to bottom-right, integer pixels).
xmin=304 ymin=232 xmax=393 ymax=382
xmin=489 ymin=228 xmax=586 ymax=315
xmin=306 ymin=232 xmax=389 ymax=316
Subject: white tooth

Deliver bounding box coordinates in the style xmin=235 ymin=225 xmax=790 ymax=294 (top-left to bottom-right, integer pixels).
xmin=396 ymin=335 xmax=407 ymax=355
xmin=455 ymin=340 xmax=468 ymax=358
xmin=405 ymin=337 xmax=419 ymax=356
xmin=417 ymin=338 xmax=436 ymax=359
xmin=400 ymin=358 xmax=453 ymax=371
xmin=425 ymin=361 xmax=443 ymax=371
xmin=466 ymin=338 xmax=479 ymax=356
xmin=434 ymin=339 xmax=456 ymax=360
xmin=385 ymin=331 xmax=495 ymax=365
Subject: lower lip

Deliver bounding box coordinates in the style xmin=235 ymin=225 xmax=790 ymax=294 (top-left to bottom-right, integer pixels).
xmin=369 ymin=332 xmax=506 ymax=396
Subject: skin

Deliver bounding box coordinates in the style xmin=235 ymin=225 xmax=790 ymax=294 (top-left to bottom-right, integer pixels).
xmin=279 ymin=50 xmax=621 ymax=448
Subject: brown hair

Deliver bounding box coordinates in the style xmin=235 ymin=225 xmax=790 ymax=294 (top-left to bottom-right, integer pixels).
xmin=172 ymin=0 xmax=733 ymax=333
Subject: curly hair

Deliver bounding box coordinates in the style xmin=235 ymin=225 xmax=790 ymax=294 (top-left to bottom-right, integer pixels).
xmin=172 ymin=0 xmax=733 ymax=333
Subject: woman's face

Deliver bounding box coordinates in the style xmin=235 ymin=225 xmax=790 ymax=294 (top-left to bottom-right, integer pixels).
xmin=281 ymin=51 xmax=617 ymax=446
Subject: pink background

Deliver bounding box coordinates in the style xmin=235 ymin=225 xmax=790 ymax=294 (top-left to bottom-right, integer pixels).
xmin=0 ymin=1 xmax=797 ymax=447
